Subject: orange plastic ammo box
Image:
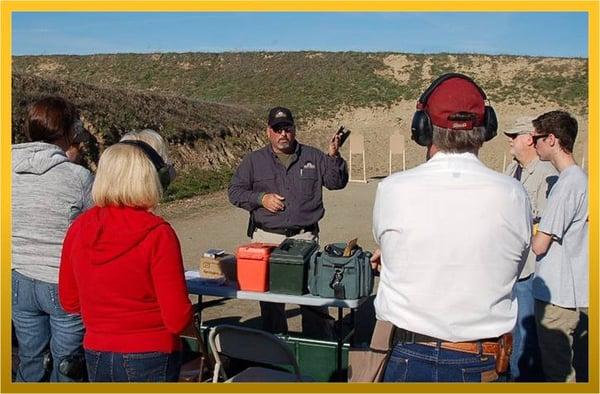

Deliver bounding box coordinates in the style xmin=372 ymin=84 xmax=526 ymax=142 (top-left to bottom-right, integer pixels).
xmin=235 ymin=243 xmax=278 ymax=292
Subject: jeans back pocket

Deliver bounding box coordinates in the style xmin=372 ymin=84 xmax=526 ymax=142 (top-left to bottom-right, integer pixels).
xmin=84 ymin=350 xmax=102 ymax=382
xmin=123 ymin=352 xmax=170 ymax=382
xmin=383 ymin=355 xmax=409 ymax=382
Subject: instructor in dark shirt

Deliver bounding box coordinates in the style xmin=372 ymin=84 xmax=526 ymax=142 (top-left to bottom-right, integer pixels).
xmin=228 ymin=106 xmax=348 ymax=338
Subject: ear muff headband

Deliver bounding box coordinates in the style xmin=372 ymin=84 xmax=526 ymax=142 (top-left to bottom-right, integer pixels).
xmin=411 ymin=73 xmax=498 ymax=146
xmin=119 ymin=140 xmax=171 ymax=189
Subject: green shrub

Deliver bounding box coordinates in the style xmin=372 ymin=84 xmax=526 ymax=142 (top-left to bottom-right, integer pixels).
xmin=164 ymin=167 xmax=233 ymax=202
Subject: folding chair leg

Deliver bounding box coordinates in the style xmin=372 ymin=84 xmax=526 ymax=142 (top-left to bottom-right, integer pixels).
xmin=193 ymin=312 xmax=214 ymax=381
xmin=212 ymin=363 xmax=221 ymax=383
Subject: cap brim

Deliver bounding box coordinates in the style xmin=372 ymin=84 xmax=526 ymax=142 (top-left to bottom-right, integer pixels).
xmin=269 ymin=120 xmax=294 ymax=128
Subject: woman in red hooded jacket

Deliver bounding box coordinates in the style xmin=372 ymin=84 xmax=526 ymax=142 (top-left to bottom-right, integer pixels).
xmin=58 ymin=130 xmax=192 ymax=382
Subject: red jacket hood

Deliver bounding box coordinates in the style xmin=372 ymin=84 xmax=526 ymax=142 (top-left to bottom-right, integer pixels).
xmin=77 ymin=206 xmax=167 ymax=265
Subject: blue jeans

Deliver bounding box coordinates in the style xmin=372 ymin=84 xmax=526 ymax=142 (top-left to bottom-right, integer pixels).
xmin=12 ymin=270 xmax=85 ymax=382
xmin=511 ymin=275 xmax=544 ymax=381
xmin=383 ymin=343 xmax=502 ymax=382
xmin=85 ymin=350 xmax=181 ymax=382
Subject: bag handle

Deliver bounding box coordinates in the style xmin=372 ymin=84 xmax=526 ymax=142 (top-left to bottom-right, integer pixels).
xmin=324 ymin=242 xmax=362 ymax=257
xmin=324 ymin=243 xmax=346 ymax=257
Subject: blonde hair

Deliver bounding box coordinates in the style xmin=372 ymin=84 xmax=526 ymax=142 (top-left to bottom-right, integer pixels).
xmin=120 ymin=129 xmax=170 ymax=163
xmin=92 ymin=144 xmax=162 ymax=209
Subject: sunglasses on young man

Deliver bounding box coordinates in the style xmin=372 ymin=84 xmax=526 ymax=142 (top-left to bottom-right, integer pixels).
xmin=271 ymin=125 xmax=295 ymax=134
xmin=531 ymin=133 xmax=550 ymax=145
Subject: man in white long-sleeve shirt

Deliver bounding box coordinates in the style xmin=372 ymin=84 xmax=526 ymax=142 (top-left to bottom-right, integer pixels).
xmin=371 ymin=73 xmax=532 ymax=382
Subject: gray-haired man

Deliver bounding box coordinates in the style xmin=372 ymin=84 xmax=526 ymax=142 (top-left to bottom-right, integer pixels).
xmin=504 ymin=116 xmax=558 ymax=381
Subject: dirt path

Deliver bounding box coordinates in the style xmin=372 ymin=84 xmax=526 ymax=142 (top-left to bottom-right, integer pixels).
xmin=161 ymin=180 xmax=381 ymax=270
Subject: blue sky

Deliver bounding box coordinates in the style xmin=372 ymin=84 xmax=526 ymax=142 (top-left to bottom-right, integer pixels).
xmin=12 ymin=12 xmax=588 ymax=57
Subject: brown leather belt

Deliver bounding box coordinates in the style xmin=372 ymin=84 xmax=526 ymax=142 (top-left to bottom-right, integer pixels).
xmin=393 ymin=328 xmax=500 ymax=356
xmin=419 ymin=341 xmax=499 ymax=356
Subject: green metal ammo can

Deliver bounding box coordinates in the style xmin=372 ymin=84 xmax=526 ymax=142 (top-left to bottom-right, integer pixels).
xmin=269 ymin=238 xmax=319 ymax=295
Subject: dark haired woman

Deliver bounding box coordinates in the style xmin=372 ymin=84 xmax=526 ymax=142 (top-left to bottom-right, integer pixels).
xmin=12 ymin=96 xmax=93 ymax=381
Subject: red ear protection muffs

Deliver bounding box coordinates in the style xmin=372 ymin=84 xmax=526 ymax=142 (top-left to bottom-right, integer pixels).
xmin=410 ymin=73 xmax=498 ymax=146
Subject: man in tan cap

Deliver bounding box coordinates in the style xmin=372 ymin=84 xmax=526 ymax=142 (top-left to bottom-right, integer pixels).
xmin=504 ymin=116 xmax=558 ymax=381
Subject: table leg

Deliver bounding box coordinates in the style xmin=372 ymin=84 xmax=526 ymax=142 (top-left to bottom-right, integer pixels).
xmin=350 ymin=308 xmax=356 ymax=346
xmin=337 ymin=306 xmax=343 ymax=379
xmin=194 ymin=294 xmax=212 ymax=382
xmin=197 ymin=294 xmax=203 ymax=322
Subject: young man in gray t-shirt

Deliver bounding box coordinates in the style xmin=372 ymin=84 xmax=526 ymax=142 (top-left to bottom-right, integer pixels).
xmin=530 ymin=110 xmax=588 ymax=382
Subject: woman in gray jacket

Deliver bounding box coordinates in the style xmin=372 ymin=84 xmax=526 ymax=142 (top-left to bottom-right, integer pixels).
xmin=12 ymin=97 xmax=93 ymax=382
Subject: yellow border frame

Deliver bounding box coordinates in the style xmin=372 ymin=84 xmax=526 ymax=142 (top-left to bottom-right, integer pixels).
xmin=1 ymin=1 xmax=597 ymax=394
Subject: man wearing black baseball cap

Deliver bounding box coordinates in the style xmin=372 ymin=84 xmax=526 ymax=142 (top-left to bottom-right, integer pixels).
xmin=229 ymin=106 xmax=348 ymax=338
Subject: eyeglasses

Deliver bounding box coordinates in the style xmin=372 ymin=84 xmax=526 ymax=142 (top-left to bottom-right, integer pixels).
xmin=531 ymin=134 xmax=550 ymax=145
xmin=271 ymin=125 xmax=295 ymax=134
